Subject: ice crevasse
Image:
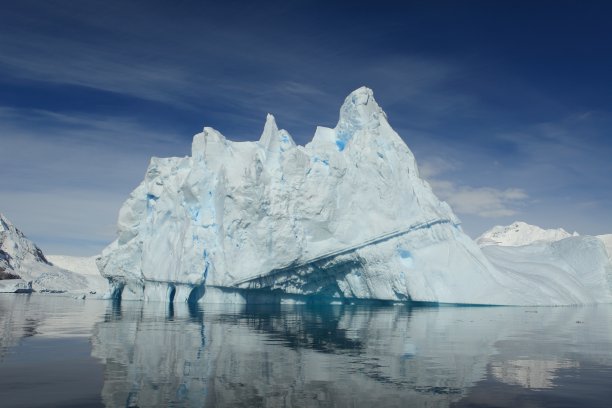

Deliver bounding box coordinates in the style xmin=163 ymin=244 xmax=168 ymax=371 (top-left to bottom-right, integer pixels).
xmin=97 ymin=87 xmax=612 ymax=306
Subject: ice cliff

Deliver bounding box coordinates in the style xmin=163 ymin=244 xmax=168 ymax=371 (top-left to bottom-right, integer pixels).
xmin=99 ymin=88 xmax=612 ymax=306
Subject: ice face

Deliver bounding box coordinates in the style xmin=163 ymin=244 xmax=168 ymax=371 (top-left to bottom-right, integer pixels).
xmin=597 ymin=234 xmax=612 ymax=260
xmin=98 ymin=88 xmax=612 ymax=306
xmin=483 ymin=236 xmax=612 ymax=305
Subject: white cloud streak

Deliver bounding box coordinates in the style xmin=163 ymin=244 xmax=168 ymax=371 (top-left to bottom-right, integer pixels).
xmin=0 ymin=107 xmax=189 ymax=255
xmin=419 ymin=155 xmax=529 ymax=219
xmin=1 ymin=1 xmax=611 ymax=252
xmin=430 ymin=180 xmax=528 ymax=218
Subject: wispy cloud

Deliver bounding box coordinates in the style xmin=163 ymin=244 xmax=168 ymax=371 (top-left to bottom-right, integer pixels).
xmin=416 ymin=108 xmax=612 ymax=235
xmin=419 ymin=155 xmax=529 ymax=219
xmin=0 ymin=107 xmax=189 ymax=255
xmin=431 ymin=180 xmax=528 ymax=218
xmin=1 ymin=0 xmax=611 ymax=254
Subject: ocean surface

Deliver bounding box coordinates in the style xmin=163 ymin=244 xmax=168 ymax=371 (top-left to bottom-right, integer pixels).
xmin=1 ymin=294 xmax=611 ymax=407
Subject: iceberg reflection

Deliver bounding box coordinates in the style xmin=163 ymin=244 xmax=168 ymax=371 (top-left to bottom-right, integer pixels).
xmin=90 ymin=302 xmax=612 ymax=407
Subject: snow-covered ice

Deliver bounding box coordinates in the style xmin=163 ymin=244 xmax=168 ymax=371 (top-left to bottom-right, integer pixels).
xmin=478 ymin=222 xmax=612 ymax=304
xmin=98 ymin=88 xmax=612 ymax=306
xmin=476 ymin=221 xmax=577 ymax=247
xmin=1 ymin=213 xmax=107 ymax=296
xmin=47 ymin=255 xmax=100 ymax=277
xmin=0 ymin=279 xmax=32 ymax=293
xmin=47 ymin=254 xmax=108 ymax=295
xmin=478 ymin=221 xmax=612 ymax=262
xmin=1 ymin=212 xmax=50 ymax=274
xmin=482 ymin=236 xmax=612 ymax=305
xmin=597 ymin=234 xmax=612 ymax=259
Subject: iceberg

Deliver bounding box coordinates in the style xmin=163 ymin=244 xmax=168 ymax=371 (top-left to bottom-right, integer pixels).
xmin=99 ymin=88 xmax=612 ymax=306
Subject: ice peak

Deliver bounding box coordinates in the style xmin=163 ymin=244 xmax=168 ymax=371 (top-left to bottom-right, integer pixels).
xmin=191 ymin=127 xmax=227 ymax=159
xmin=347 ymin=85 xmax=374 ymax=99
xmin=0 ymin=212 xmax=20 ymax=237
xmin=259 ymin=114 xmax=279 ymax=148
xmin=265 ymin=113 xmax=277 ymax=126
xmin=259 ymin=114 xmax=295 ymax=151
xmin=339 ymin=87 xmax=382 ymax=123
xmin=335 ymin=87 xmax=387 ymax=151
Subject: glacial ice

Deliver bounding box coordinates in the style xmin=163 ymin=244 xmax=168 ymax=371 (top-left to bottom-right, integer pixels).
xmin=478 ymin=222 xmax=612 ymax=305
xmin=98 ymin=87 xmax=612 ymax=306
xmin=597 ymin=234 xmax=612 ymax=259
xmin=0 ymin=279 xmax=32 ymax=293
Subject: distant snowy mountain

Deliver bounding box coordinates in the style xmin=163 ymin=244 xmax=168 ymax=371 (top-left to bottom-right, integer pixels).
xmin=476 ymin=221 xmax=577 ymax=247
xmin=1 ymin=212 xmax=50 ymax=277
xmin=46 ymin=254 xmax=108 ymax=294
xmin=0 ymin=212 xmax=107 ymax=295
xmin=47 ymin=255 xmax=101 ymax=277
xmin=99 ymin=87 xmax=612 ymax=306
xmin=477 ymin=221 xmax=611 ymax=261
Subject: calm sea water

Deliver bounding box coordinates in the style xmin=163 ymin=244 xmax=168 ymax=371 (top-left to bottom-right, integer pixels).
xmin=1 ymin=295 xmax=611 ymax=407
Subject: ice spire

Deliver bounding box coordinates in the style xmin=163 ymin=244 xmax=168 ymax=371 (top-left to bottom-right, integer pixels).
xmin=334 ymin=86 xmax=387 ymax=151
xmin=259 ymin=114 xmax=295 ymax=153
xmin=259 ymin=114 xmax=279 ymax=150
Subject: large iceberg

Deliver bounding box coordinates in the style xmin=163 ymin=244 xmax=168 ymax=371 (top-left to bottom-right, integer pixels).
xmin=99 ymin=88 xmax=612 ymax=306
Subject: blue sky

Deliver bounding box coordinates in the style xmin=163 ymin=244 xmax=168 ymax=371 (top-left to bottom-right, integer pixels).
xmin=1 ymin=0 xmax=611 ymax=255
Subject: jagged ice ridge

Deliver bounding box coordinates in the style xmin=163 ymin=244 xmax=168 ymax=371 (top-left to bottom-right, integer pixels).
xmin=98 ymin=88 xmax=612 ymax=306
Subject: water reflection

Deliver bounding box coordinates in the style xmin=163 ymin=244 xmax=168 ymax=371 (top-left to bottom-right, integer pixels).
xmin=490 ymin=359 xmax=579 ymax=390
xmin=0 ymin=295 xmax=40 ymax=360
xmin=2 ymin=296 xmax=612 ymax=407
xmin=91 ymin=302 xmax=208 ymax=407
xmin=89 ymin=302 xmax=612 ymax=407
